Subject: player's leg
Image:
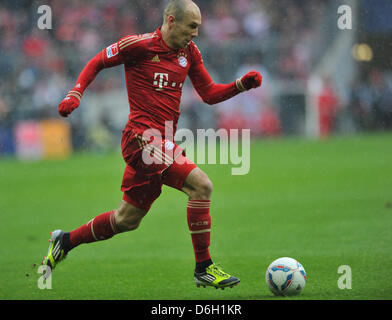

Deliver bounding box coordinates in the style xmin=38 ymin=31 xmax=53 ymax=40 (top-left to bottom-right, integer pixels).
xmin=163 ymin=157 xmax=240 ymax=289
xmin=182 ymin=167 xmax=240 ymax=289
xmin=42 ymin=129 xmax=162 ymax=270
xmin=114 ymin=199 xmax=147 ymax=232
xmin=42 ymin=200 xmax=147 ymax=270
xmin=181 ymin=166 xmax=213 ymax=200
xmin=67 ymin=199 xmax=147 ymax=247
xmin=181 ymin=166 xmax=213 ymax=269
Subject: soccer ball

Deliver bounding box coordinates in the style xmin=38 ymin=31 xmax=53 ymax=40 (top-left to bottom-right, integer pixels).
xmin=265 ymin=257 xmax=307 ymax=296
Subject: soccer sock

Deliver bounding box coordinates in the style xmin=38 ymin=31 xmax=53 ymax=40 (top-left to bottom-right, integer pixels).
xmin=195 ymin=259 xmax=213 ymax=273
xmin=68 ymin=210 xmax=118 ymax=250
xmin=187 ymin=200 xmax=212 ymax=272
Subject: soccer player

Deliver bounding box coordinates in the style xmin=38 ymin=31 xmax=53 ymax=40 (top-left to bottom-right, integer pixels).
xmin=42 ymin=0 xmax=262 ymax=289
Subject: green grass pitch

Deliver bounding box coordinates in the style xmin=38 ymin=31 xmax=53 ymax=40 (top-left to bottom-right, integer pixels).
xmin=0 ymin=133 xmax=391 ymax=300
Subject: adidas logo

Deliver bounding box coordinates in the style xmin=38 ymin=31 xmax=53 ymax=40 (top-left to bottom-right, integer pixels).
xmin=200 ymin=274 xmax=216 ymax=282
xmin=151 ymin=54 xmax=160 ymax=62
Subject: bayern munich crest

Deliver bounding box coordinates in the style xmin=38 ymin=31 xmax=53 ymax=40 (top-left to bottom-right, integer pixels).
xmin=178 ymin=56 xmax=188 ymax=68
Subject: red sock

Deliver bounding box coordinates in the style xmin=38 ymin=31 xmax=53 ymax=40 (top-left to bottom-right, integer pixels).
xmin=69 ymin=211 xmax=118 ymax=248
xmin=187 ymin=200 xmax=211 ymax=263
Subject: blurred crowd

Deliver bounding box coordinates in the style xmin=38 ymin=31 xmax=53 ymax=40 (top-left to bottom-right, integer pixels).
xmin=0 ymin=0 xmax=390 ymax=153
xmin=348 ymin=68 xmax=392 ymax=131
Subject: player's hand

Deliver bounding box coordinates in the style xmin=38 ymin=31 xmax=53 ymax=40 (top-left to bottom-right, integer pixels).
xmin=58 ymin=91 xmax=82 ymax=117
xmin=239 ymin=71 xmax=262 ymax=91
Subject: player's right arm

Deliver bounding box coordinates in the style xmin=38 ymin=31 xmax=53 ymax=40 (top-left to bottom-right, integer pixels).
xmin=58 ymin=35 xmax=145 ymax=117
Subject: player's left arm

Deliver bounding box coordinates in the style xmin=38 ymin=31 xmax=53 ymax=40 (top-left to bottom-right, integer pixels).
xmin=58 ymin=43 xmax=124 ymax=117
xmin=188 ymin=44 xmax=262 ymax=105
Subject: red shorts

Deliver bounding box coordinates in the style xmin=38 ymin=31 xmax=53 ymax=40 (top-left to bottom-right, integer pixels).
xmin=120 ymin=128 xmax=197 ymax=211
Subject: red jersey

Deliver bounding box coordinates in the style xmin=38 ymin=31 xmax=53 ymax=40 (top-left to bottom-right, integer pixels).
xmin=102 ymin=27 xmax=206 ymax=137
xmin=70 ymin=27 xmax=242 ymax=137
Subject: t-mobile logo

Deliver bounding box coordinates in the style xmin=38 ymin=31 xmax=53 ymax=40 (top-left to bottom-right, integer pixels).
xmin=153 ymin=73 xmax=169 ymax=90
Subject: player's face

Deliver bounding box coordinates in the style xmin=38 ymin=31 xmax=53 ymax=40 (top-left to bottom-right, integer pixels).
xmin=172 ymin=8 xmax=201 ymax=48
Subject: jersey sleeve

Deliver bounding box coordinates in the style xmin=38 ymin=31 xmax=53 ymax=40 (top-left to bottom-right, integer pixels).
xmin=67 ymin=34 xmax=151 ymax=97
xmin=101 ymin=34 xmax=147 ymax=67
xmin=101 ymin=42 xmax=123 ymax=67
xmin=188 ymin=42 xmax=213 ymax=90
xmin=116 ymin=34 xmax=152 ymax=65
xmin=188 ymin=43 xmax=241 ymax=105
xmin=188 ymin=42 xmax=204 ymax=70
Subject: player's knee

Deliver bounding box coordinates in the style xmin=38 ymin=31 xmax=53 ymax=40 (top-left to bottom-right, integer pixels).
xmin=183 ymin=168 xmax=213 ymax=200
xmin=190 ymin=177 xmax=213 ymax=200
xmin=115 ymin=210 xmax=144 ymax=232
xmin=114 ymin=201 xmax=147 ymax=232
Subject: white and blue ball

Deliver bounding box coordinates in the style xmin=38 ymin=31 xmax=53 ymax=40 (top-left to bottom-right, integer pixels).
xmin=265 ymin=257 xmax=307 ymax=296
